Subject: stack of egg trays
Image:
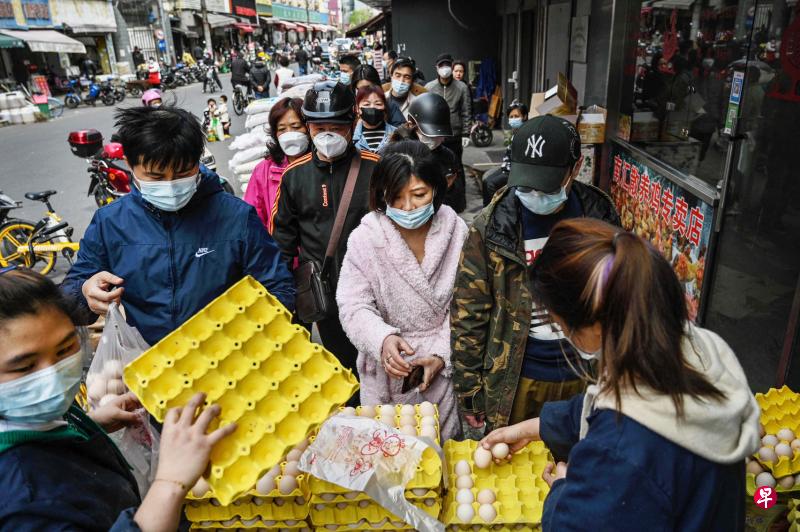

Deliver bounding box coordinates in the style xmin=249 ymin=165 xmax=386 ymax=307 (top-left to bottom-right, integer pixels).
xmin=190 ymin=518 xmax=311 ymax=530
xmin=789 ymin=499 xmax=800 ymax=532
xmin=745 ymin=473 xmax=800 ymax=497
xmin=185 ymin=463 xmax=311 ymax=523
xmin=442 ymin=440 xmax=550 ymax=528
xmin=309 ymin=497 xmax=441 ymax=527
xmin=754 ymin=386 xmax=800 ymax=477
xmin=313 ymin=519 xmax=414 ymax=531
xmin=123 ymin=276 xmax=359 ymax=505
xmin=446 ymin=526 xmax=541 ymax=532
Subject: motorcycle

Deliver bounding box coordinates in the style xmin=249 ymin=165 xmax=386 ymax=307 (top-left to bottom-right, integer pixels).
xmin=68 ymin=129 xmax=234 ymax=208
xmin=64 ymin=77 xmax=115 ymax=108
xmin=469 ymin=98 xmax=494 ymax=148
xmin=97 ymin=80 xmax=119 ymax=106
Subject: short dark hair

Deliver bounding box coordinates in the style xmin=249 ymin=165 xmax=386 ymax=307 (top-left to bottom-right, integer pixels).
xmin=352 ymin=64 xmax=381 ymax=89
xmin=220 ymin=94 xmax=228 ymax=102
xmin=369 ymin=140 xmax=446 ymax=213
xmin=391 ymin=57 xmax=415 ymax=75
xmin=387 ymin=50 xmax=398 ymax=60
xmin=267 ymin=97 xmax=306 ymax=164
xmin=114 ymin=106 xmax=204 ymax=174
xmin=0 ymin=268 xmax=79 ymax=328
xmin=207 ymin=98 xmax=216 ymax=105
xmin=279 ymin=55 xmax=290 ymax=67
xmin=338 ymin=54 xmax=360 ymax=70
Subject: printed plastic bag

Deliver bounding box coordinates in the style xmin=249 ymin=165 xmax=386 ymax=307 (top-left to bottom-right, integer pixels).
xmin=299 ymin=415 xmax=445 ymax=532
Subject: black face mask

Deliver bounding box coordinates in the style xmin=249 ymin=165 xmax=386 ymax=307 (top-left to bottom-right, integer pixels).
xmin=360 ymin=107 xmax=385 ymax=127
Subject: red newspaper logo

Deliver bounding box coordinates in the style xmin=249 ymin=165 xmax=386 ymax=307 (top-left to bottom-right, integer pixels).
xmin=754 ymin=486 xmax=776 ymax=509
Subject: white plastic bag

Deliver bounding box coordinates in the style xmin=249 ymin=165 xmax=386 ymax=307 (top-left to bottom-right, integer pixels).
xmin=299 ymin=415 xmax=445 ymax=532
xmin=109 ymin=408 xmax=160 ymax=496
xmin=245 ymin=97 xmax=280 ymax=115
xmin=229 ymin=145 xmax=267 ymax=168
xmin=233 ymin=159 xmax=261 ymax=176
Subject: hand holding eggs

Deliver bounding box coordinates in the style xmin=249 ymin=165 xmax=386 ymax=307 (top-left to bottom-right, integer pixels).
xmin=473 ymin=447 xmax=493 ymax=469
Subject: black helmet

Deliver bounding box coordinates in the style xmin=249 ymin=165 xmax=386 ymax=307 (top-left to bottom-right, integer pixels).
xmin=302 ymin=81 xmax=355 ymax=123
xmin=408 ymin=92 xmax=452 ymax=137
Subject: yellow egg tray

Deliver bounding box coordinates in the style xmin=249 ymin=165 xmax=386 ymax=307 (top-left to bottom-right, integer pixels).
xmin=190 ymin=518 xmax=310 ymax=530
xmin=310 ymin=488 xmax=438 ymax=505
xmin=746 ymin=473 xmax=800 ymax=497
xmin=309 ymin=498 xmax=441 ymax=526
xmin=789 ymin=499 xmax=800 ymax=532
xmin=446 ymin=526 xmax=541 ymax=532
xmin=442 ymin=440 xmax=550 ymax=527
xmin=313 ymin=519 xmax=413 ymax=531
xmin=754 ymin=387 xmax=800 ymax=477
xmin=123 ymin=276 xmax=359 ymax=505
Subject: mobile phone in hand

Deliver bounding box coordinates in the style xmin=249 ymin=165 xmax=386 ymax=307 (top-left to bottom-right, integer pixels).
xmin=402 ymin=365 xmax=424 ymax=393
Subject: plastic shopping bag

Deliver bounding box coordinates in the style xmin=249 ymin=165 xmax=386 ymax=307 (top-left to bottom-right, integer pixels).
xmin=299 ymin=415 xmax=445 ymax=532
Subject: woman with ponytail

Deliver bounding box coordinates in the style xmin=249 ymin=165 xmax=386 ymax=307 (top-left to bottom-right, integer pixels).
xmin=480 ymin=218 xmax=760 ymax=531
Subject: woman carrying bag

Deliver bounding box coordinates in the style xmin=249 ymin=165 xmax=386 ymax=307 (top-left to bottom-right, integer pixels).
xmin=480 ymin=218 xmax=760 ymax=531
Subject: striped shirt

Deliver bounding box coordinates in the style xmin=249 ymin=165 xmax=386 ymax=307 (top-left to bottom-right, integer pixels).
xmin=361 ymin=126 xmax=386 ymax=152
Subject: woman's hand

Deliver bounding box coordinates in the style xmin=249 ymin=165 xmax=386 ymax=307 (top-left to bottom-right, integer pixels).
xmin=411 ymin=356 xmax=444 ymax=392
xmin=381 ymin=335 xmax=414 ymax=378
xmin=88 ymin=392 xmax=142 ymax=433
xmin=542 ymin=461 xmax=568 ymax=487
xmin=155 ymin=392 xmax=237 ymax=490
xmin=480 ymin=418 xmax=541 ymax=459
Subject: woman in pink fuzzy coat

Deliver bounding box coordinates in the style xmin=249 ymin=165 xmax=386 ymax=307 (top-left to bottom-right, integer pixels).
xmin=337 ymin=141 xmax=468 ymax=441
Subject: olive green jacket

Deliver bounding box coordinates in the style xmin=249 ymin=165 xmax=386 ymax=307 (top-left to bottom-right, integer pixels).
xmin=450 ymin=183 xmax=620 ymax=430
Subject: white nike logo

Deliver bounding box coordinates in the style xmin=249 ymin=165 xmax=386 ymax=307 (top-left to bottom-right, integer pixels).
xmin=195 ymin=248 xmax=215 ymax=258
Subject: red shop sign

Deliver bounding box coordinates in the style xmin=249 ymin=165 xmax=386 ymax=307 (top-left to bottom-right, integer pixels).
xmin=235 ymin=6 xmax=256 ymax=17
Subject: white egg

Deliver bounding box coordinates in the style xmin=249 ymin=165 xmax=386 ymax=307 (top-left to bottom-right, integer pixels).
xmin=762 ymin=434 xmax=779 ymax=447
xmin=421 ymin=416 xmax=437 ymax=427
xmin=359 ymin=405 xmax=375 ymax=417
xmin=420 ymin=425 xmax=437 ymax=440
xmin=455 ymin=475 xmax=474 ymax=489
xmin=400 ymin=424 xmax=417 ymax=436
xmin=87 ymin=378 xmax=107 ymax=401
xmin=256 ymin=474 xmax=276 ymax=494
xmin=344 ymin=491 xmax=359 ymax=499
xmin=411 ymin=488 xmax=428 ymax=496
xmin=424 ymin=498 xmax=436 ymax=507
xmin=378 ymin=416 xmax=394 ymax=427
xmin=400 ymin=404 xmax=415 ymax=416
xmin=252 ymin=497 xmax=265 ymax=506
xmin=268 ymin=463 xmax=282 ymax=477
xmin=106 ymin=378 xmax=127 ymax=395
xmin=759 ymin=446 xmax=778 ymax=463
xmin=103 ymin=359 xmax=125 ymax=378
xmin=775 ymin=442 xmax=793 ymax=458
xmin=778 ymin=428 xmax=796 ymax=442
xmin=746 ymin=460 xmax=764 ymax=475
xmin=476 ymin=488 xmax=496 ymax=505
xmin=473 ymin=447 xmax=493 ymax=469
xmin=278 ymin=475 xmax=298 ymax=494
xmin=456 ymin=488 xmax=474 ymax=504
xmin=478 ymin=503 xmax=496 ymax=522
xmin=419 ymin=401 xmax=436 ymax=416
xmin=380 ymin=404 xmax=396 ymax=417
xmin=191 ymin=477 xmax=210 ymax=497
xmin=491 ymin=443 xmax=510 ymax=460
xmin=791 ymin=439 xmax=800 ymax=452
xmin=456 ymin=503 xmax=474 ymax=522
xmin=286 ymin=449 xmax=303 ymax=462
xmin=399 ymin=414 xmax=417 ymax=427
xmin=756 ymin=471 xmax=776 ymax=488
xmin=98 ymin=394 xmax=118 ymax=407
xmin=778 ymin=475 xmax=795 ymax=489
xmin=340 ymin=406 xmax=357 ymax=416
xmin=320 ymin=493 xmax=336 ymax=501
xmin=454 ymin=460 xmax=471 ymax=477
xmin=284 ymin=461 xmax=301 ymax=477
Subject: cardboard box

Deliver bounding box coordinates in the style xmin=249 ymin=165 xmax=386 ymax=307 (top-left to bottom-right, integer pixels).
xmin=530 ymin=73 xmax=578 ymax=118
xmin=578 ymin=105 xmax=607 ymax=144
xmin=631 ymin=111 xmax=660 ymax=142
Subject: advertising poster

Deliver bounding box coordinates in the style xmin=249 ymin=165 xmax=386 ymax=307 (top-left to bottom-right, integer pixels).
xmin=610 ymin=141 xmax=716 ymax=321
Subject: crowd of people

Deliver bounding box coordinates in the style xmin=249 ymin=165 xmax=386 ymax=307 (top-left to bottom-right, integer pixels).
xmin=0 ymin=44 xmax=763 ymax=532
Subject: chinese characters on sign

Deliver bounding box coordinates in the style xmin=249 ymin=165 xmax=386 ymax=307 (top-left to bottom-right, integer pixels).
xmin=611 ymin=142 xmax=715 ymax=321
xmin=753 ymin=486 xmax=776 ymax=509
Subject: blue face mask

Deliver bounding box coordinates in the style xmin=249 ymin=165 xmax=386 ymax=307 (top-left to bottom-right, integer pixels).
xmin=134 ymin=172 xmax=199 ymax=212
xmin=515 ymin=186 xmax=568 ymax=215
xmin=391 ymin=78 xmax=410 ymax=96
xmin=385 ymin=202 xmax=434 ymax=230
xmin=339 ymin=72 xmax=351 ymax=85
xmin=0 ymin=353 xmax=83 ymax=424
xmin=509 ymin=117 xmax=524 ymax=130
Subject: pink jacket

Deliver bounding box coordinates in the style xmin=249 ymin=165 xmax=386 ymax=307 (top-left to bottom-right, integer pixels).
xmin=336 ymin=206 xmax=468 ymax=441
xmin=244 ymin=156 xmax=288 ymax=229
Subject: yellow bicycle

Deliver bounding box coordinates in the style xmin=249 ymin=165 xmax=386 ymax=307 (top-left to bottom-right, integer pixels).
xmin=0 ymin=190 xmax=79 ymax=275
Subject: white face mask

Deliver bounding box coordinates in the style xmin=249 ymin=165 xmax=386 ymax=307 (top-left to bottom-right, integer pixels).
xmin=437 ymin=66 xmax=453 ymax=79
xmin=418 ymin=132 xmax=443 ymax=151
xmin=313 ymin=131 xmax=349 ymax=159
xmin=278 ymin=131 xmax=309 ymax=157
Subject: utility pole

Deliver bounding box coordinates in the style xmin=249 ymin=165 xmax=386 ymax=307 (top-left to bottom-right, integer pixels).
xmin=201 ymin=0 xmax=213 ymax=55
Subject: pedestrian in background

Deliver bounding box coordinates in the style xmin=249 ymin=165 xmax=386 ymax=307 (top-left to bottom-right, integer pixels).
xmin=132 ymin=46 xmax=145 ymax=70
xmin=250 ymin=58 xmax=271 ymax=99
xmin=337 ymin=141 xmax=468 ymax=440
xmin=338 ymin=54 xmax=360 ymax=86
xmin=383 ymin=57 xmax=426 ymax=120
xmin=480 ymin=218 xmax=759 ymax=531
xmin=383 ymin=49 xmax=397 ymax=83
xmin=425 ymin=53 xmax=472 ymax=213
xmin=295 ymin=45 xmax=309 ymax=76
xmin=274 ymin=55 xmax=295 ymax=93
xmin=482 ymin=100 xmax=529 ymax=206
xmin=451 ymin=116 xmax=619 ymax=432
xmin=245 ymin=97 xmax=309 ymax=230
xmin=352 ymin=85 xmax=396 ymax=153
xmin=350 ymin=64 xmax=406 ymax=127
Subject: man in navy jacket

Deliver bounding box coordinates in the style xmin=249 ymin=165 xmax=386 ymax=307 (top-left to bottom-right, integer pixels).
xmin=62 ymin=106 xmax=294 ymax=346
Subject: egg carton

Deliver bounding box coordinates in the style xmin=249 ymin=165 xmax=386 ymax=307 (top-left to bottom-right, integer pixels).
xmin=313 ymin=519 xmax=413 ymax=531
xmin=745 ymin=473 xmax=800 ymax=497
xmin=309 ymin=498 xmax=441 ymax=526
xmin=123 ymin=276 xmax=359 ymax=505
xmin=789 ymin=499 xmax=800 ymax=532
xmin=442 ymin=440 xmax=550 ymax=527
xmin=754 ymin=387 xmax=800 ymax=477
xmin=446 ymin=526 xmax=541 ymax=532
xmin=190 ymin=518 xmax=310 ymax=530
xmin=310 ymin=488 xmax=438 ymax=505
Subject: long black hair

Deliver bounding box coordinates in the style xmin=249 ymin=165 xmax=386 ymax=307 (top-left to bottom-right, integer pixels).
xmin=369 ymin=140 xmax=446 ymax=213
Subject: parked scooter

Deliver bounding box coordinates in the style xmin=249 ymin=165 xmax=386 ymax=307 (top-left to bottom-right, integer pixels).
xmin=64 ymin=77 xmax=115 ymax=108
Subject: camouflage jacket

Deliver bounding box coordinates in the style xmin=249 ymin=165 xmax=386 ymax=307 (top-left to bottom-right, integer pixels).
xmin=450 ymin=182 xmax=620 ymax=430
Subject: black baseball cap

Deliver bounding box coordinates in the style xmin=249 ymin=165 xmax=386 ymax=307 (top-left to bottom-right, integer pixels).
xmin=508 ymin=115 xmax=581 ymax=192
xmin=435 ymin=53 xmax=454 ymax=66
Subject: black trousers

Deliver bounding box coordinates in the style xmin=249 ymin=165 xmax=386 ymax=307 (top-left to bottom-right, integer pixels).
xmin=442 ymin=135 xmax=466 ymax=213
xmin=316 ymin=314 xmax=360 ymax=406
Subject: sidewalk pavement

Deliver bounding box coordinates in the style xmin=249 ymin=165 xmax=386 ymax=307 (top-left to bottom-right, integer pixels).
xmin=461 ymin=131 xmax=508 ymax=225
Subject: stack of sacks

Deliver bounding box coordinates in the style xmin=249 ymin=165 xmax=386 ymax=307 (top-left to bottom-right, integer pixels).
xmin=228 ymin=144 xmax=269 ymax=190
xmin=279 ymin=73 xmax=327 ymax=99
xmin=227 ymin=98 xmax=279 ymax=194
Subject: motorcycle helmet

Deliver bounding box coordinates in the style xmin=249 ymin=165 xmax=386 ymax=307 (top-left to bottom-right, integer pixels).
xmin=407 ymin=92 xmax=452 ymax=137
xmin=141 ymin=88 xmax=163 ymax=107
xmin=302 ymin=81 xmax=355 ymax=123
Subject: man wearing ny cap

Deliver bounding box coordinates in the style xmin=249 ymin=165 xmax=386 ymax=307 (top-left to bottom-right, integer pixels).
xmin=451 ymin=115 xmax=620 ymax=432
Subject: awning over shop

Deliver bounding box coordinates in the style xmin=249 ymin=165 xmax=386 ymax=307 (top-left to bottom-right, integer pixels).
xmin=0 ymin=33 xmax=24 ymax=49
xmin=294 ymin=22 xmax=310 ymax=33
xmin=0 ymin=29 xmax=86 ymax=54
xmin=345 ymin=12 xmax=385 ymax=37
xmin=49 ymin=0 xmax=117 ymax=33
xmin=234 ymin=22 xmax=253 ymax=33
xmin=276 ymin=21 xmax=297 ymax=30
xmin=651 ymin=0 xmax=694 ymax=9
xmin=205 ymin=13 xmax=238 ymax=28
